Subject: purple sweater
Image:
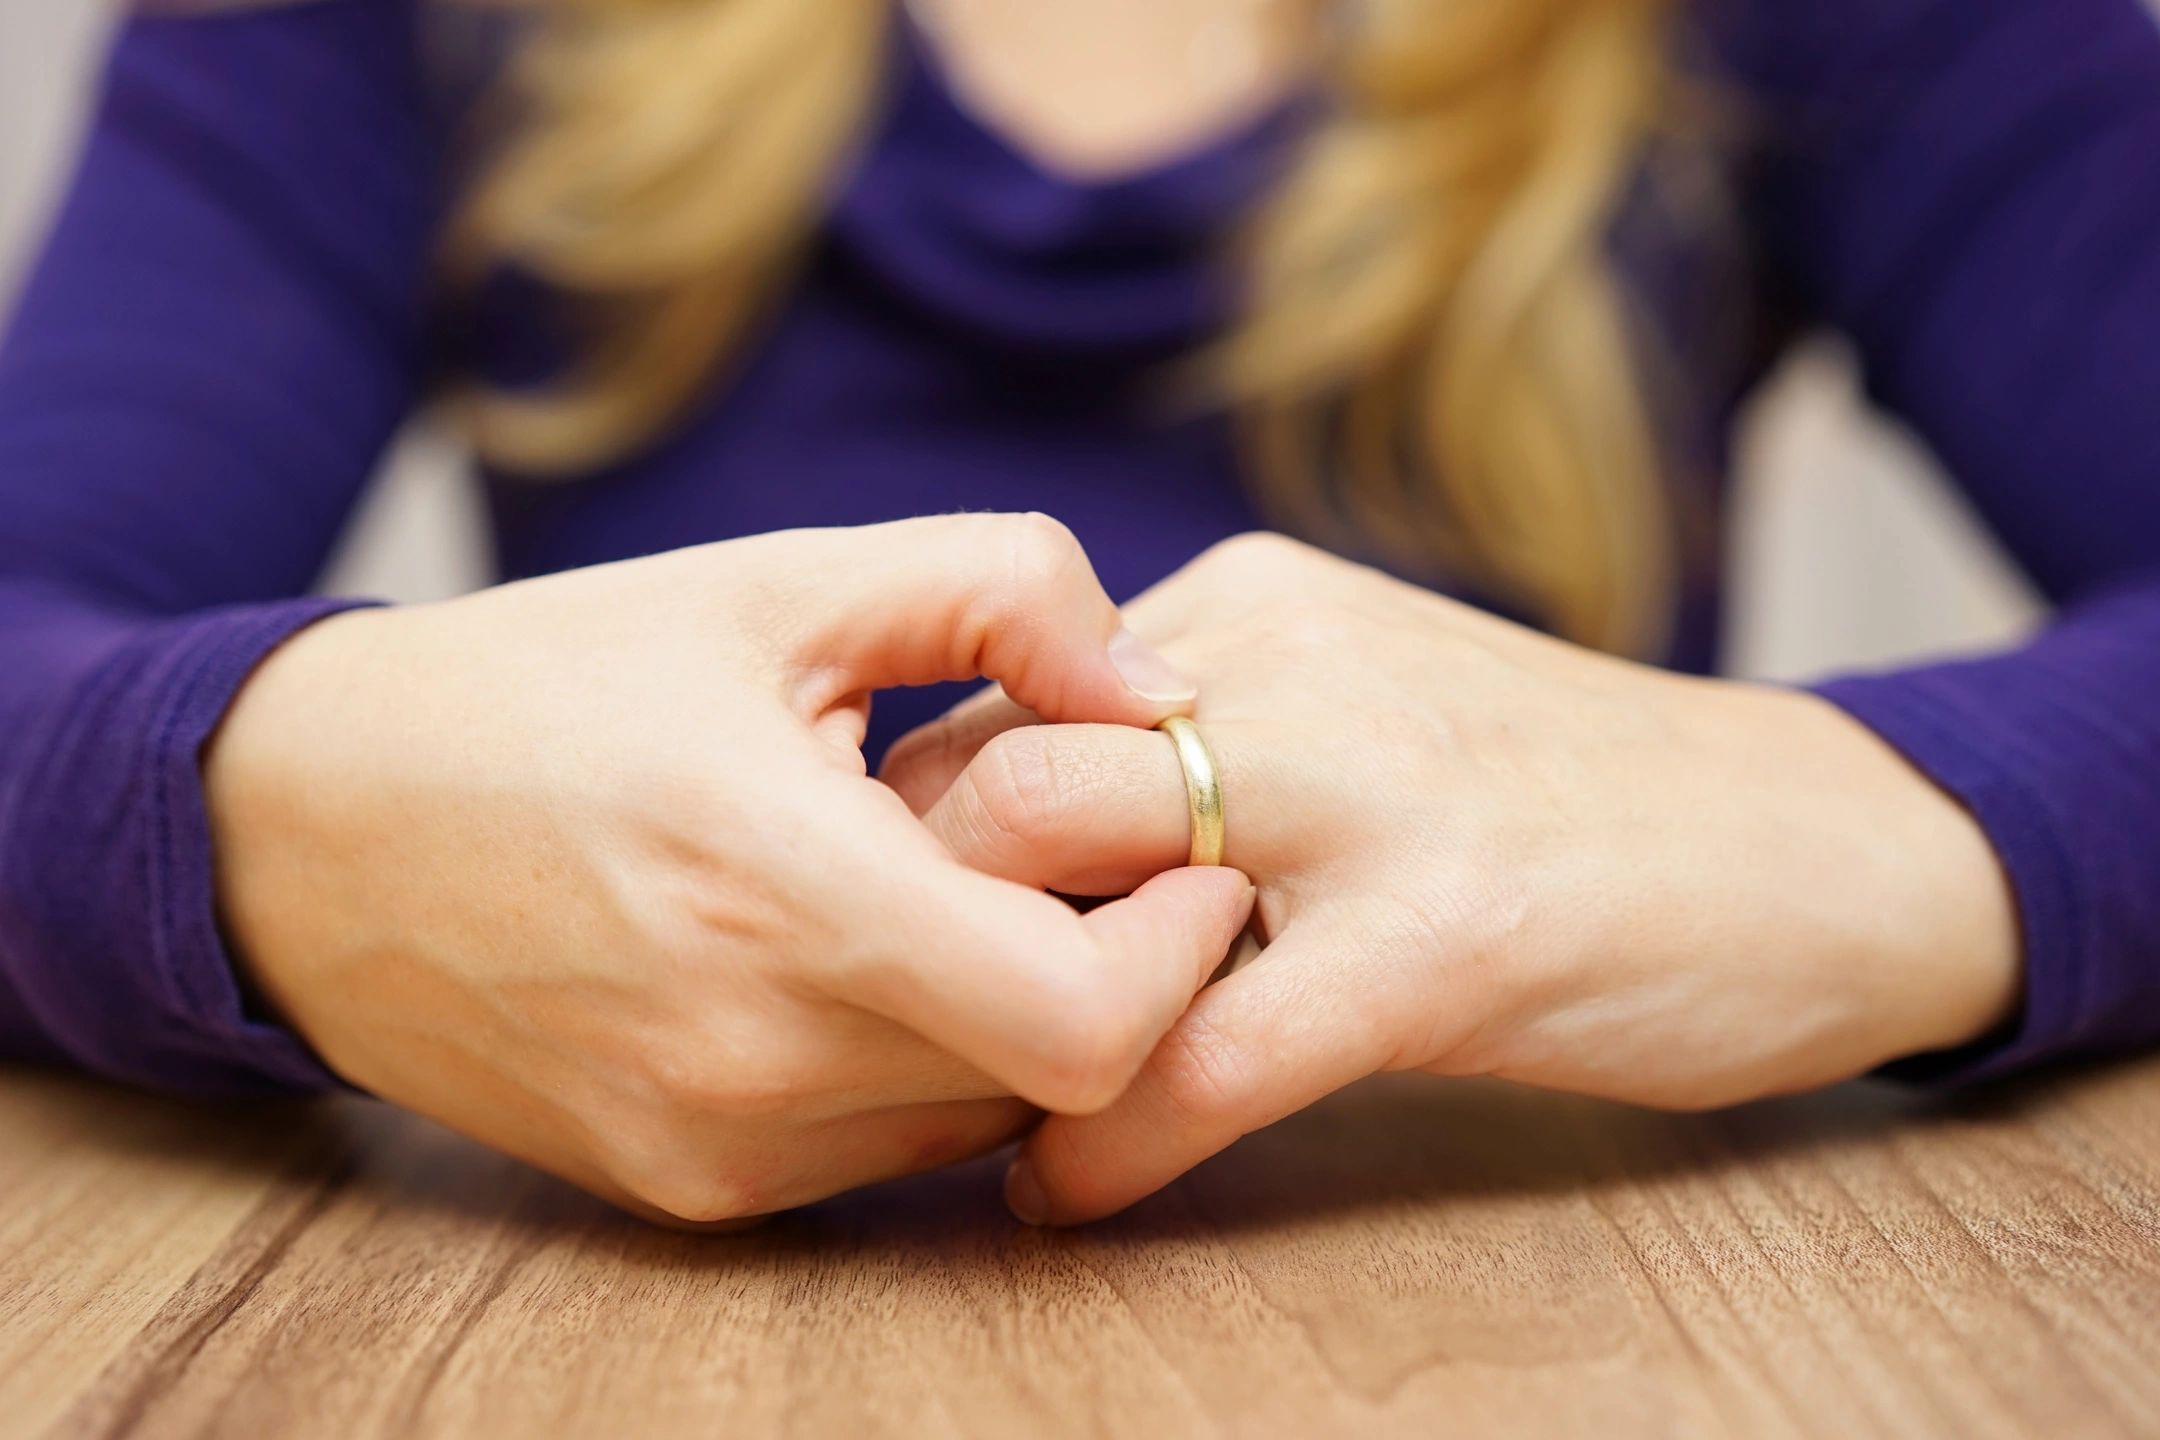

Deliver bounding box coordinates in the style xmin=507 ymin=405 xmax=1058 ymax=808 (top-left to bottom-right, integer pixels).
xmin=2 ymin=0 xmax=2157 ymax=1098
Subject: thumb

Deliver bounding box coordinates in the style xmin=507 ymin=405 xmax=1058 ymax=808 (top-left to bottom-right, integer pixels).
xmin=746 ymin=514 xmax=1196 ymax=726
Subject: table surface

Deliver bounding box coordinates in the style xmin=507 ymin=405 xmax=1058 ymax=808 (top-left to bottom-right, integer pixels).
xmin=5 ymin=1057 xmax=2159 ymax=1440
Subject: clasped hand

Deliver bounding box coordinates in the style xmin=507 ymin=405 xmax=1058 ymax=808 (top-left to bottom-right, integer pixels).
xmin=207 ymin=515 xmax=1248 ymax=1227
xmin=882 ymin=533 xmax=2020 ymax=1225
xmin=207 ymin=521 xmax=2018 ymax=1228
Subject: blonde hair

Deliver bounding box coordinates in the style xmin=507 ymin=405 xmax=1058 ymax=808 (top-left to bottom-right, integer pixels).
xmin=450 ymin=0 xmax=1677 ymax=651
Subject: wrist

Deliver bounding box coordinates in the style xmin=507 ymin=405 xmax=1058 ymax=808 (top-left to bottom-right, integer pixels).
xmin=201 ymin=606 xmax=398 ymax=1052
xmin=1739 ymin=684 xmax=2023 ymax=1066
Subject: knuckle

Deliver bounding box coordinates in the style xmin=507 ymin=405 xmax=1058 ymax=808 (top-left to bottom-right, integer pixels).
xmin=1194 ymin=530 xmax=1305 ymax=583
xmin=968 ymin=728 xmax=1070 ymax=849
xmin=877 ymin=718 xmax=955 ymax=792
xmin=1150 ymin=1014 xmax=1252 ymax=1129
xmin=627 ymin=1166 xmax=762 ymax=1226
xmin=1031 ymin=981 xmax=1156 ymax=1114
xmin=709 ymin=1070 xmax=804 ymax=1121
xmin=636 ymin=1040 xmax=806 ymax=1124
xmin=594 ymin=1115 xmax=766 ymax=1225
xmin=997 ymin=511 xmax=1087 ymax=588
xmin=950 ymin=514 xmax=1093 ymax=703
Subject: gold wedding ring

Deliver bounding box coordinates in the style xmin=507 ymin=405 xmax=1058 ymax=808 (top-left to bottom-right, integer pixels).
xmin=1156 ymin=716 xmax=1225 ymax=868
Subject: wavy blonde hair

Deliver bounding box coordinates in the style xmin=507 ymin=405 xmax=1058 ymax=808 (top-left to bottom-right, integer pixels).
xmin=446 ymin=0 xmax=1678 ymax=651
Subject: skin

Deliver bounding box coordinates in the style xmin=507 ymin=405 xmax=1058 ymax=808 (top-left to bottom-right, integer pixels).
xmin=880 ymin=533 xmax=2023 ymax=1226
xmin=205 ymin=514 xmax=1254 ymax=1226
xmin=908 ymin=0 xmax=1317 ymax=177
xmin=192 ymin=0 xmax=2012 ymax=1231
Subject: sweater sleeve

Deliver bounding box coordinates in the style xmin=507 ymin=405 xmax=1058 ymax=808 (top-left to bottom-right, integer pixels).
xmin=0 ymin=0 xmax=439 ymax=1095
xmin=1728 ymin=0 xmax=2160 ymax=1078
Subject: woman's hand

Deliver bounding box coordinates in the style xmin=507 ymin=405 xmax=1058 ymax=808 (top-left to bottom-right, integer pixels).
xmin=205 ymin=515 xmax=1252 ymax=1227
xmin=881 ymin=534 xmax=2022 ymax=1224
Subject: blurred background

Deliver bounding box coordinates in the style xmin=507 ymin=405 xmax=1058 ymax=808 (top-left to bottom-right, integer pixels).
xmin=0 ymin=2 xmax=2040 ymax=678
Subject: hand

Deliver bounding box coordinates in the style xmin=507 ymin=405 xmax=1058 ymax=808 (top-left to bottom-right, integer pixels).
xmin=205 ymin=515 xmax=1253 ymax=1226
xmin=882 ymin=533 xmax=2021 ymax=1224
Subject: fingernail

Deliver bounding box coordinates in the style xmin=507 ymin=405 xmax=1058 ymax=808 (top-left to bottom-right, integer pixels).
xmin=1108 ymin=626 xmax=1197 ymax=705
xmin=1005 ymin=1159 xmax=1048 ymax=1226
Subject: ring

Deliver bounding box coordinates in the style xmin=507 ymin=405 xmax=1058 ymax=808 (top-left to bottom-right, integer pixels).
xmin=1156 ymin=716 xmax=1225 ymax=868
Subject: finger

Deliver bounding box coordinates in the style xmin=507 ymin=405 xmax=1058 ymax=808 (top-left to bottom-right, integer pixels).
xmin=459 ymin=1131 xmax=773 ymax=1235
xmin=743 ymin=1097 xmax=1040 ymax=1216
xmin=808 ymin=999 xmax=1019 ymax=1107
xmin=1006 ymin=927 xmax=1392 ymax=1225
xmin=755 ymin=514 xmax=1196 ymax=727
xmin=810 ymin=690 xmax=873 ymax=770
xmin=842 ymin=859 xmax=1255 ymax=1115
xmin=580 ymin=1175 xmax=772 ymax=1234
xmin=919 ymin=723 xmax=1192 ymax=895
xmin=877 ymin=688 xmax=1036 ymax=815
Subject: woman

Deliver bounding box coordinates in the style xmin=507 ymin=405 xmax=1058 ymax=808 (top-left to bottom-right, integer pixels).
xmin=0 ymin=0 xmax=2154 ymax=1227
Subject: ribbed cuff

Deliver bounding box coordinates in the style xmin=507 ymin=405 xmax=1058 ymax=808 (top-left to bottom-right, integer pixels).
xmin=1 ymin=595 xmax=377 ymax=1097
xmin=1811 ymin=670 xmax=2083 ymax=1086
xmin=143 ymin=597 xmax=379 ymax=1093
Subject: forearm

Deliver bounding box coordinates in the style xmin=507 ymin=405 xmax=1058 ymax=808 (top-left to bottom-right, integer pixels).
xmin=0 ymin=0 xmax=444 ymax=1092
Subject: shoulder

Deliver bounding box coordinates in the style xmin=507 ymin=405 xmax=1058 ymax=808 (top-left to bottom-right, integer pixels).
xmin=81 ymin=1 xmax=448 ymax=313
xmin=1686 ymin=0 xmax=2160 ymax=112
xmin=97 ymin=1 xmax=438 ymax=163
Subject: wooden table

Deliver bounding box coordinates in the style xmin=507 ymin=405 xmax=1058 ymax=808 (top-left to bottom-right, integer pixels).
xmin=5 ymin=1057 xmax=2158 ymax=1440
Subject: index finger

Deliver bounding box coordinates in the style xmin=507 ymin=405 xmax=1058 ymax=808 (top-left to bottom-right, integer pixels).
xmin=828 ymin=814 xmax=1256 ymax=1116
xmin=1005 ymin=927 xmax=1392 ymax=1224
xmin=749 ymin=514 xmax=1197 ymax=727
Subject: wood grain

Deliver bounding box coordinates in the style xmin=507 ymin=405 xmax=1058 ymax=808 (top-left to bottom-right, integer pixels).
xmin=4 ymin=1056 xmax=2158 ymax=1440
